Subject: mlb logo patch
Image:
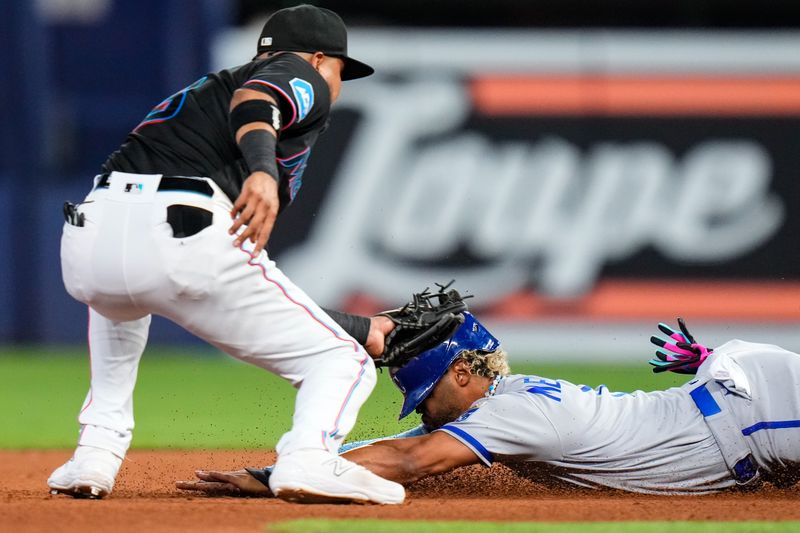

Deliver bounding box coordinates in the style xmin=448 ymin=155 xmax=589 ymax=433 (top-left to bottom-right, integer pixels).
xmin=124 ymin=183 xmax=144 ymax=194
xmin=289 ymin=77 xmax=314 ymax=122
xmin=260 ymin=37 xmax=273 ymax=47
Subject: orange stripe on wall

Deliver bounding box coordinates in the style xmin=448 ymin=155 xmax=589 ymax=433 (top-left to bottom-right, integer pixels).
xmin=485 ymin=281 xmax=800 ymax=321
xmin=471 ymin=76 xmax=800 ymax=116
xmin=344 ymin=281 xmax=800 ymax=322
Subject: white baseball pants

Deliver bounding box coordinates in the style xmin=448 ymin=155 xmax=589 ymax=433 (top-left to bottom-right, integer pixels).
xmin=60 ymin=172 xmax=375 ymax=458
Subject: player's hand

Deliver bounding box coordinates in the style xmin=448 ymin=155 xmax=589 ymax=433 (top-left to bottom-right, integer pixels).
xmin=364 ymin=315 xmax=396 ymax=358
xmin=176 ymin=469 xmax=273 ymax=497
xmin=229 ymin=172 xmax=279 ymax=256
xmin=648 ymin=318 xmax=713 ymax=374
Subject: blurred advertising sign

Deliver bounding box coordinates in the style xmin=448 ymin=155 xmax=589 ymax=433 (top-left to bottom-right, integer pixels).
xmin=215 ymin=31 xmax=800 ymax=336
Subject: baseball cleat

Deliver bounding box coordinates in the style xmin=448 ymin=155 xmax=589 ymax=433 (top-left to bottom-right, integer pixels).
xmin=269 ymin=487 xmax=371 ymax=505
xmin=49 ymin=484 xmax=108 ymax=499
xmin=269 ymin=449 xmax=405 ymax=505
xmin=47 ymin=446 xmax=122 ymax=499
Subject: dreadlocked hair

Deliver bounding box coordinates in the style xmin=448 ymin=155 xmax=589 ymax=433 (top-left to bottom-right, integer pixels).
xmin=458 ymin=348 xmax=510 ymax=379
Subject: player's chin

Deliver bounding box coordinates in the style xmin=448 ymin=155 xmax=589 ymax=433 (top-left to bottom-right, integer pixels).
xmin=421 ymin=414 xmax=439 ymax=429
xmin=421 ymin=414 xmax=451 ymax=430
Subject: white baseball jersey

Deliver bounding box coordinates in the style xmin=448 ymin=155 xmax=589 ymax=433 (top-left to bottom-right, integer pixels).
xmin=435 ymin=340 xmax=800 ymax=494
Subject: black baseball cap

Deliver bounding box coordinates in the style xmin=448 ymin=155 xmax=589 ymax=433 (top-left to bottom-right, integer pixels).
xmin=255 ymin=4 xmax=374 ymax=81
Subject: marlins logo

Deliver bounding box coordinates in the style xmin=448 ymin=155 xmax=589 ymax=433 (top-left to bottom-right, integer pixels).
xmin=289 ymin=77 xmax=314 ymax=122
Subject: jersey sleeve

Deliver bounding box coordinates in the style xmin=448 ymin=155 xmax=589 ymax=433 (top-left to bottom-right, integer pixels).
xmin=242 ymin=55 xmax=330 ymax=132
xmin=434 ymin=392 xmax=563 ymax=466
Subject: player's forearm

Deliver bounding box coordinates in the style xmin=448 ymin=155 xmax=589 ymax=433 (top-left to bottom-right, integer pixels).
xmin=337 ymin=424 xmax=428 ymax=453
xmin=323 ymin=311 xmax=395 ymax=358
xmin=344 ymin=432 xmax=481 ymax=485
xmin=323 ymin=309 xmax=370 ymax=346
xmin=342 ymin=439 xmax=427 ymax=485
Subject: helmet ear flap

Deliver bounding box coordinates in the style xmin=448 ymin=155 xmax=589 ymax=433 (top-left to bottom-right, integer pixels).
xmin=391 ymin=312 xmax=500 ymax=419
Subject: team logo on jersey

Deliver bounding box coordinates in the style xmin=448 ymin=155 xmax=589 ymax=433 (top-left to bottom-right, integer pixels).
xmin=278 ymin=148 xmax=312 ymax=203
xmin=134 ymin=76 xmax=208 ymax=132
xmin=289 ymin=77 xmax=314 ymax=122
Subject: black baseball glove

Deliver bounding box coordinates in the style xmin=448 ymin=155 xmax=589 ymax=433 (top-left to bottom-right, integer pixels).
xmin=375 ymin=281 xmax=471 ymax=368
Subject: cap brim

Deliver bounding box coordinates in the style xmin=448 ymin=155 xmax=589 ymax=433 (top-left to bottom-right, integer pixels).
xmin=341 ymin=57 xmax=374 ymax=81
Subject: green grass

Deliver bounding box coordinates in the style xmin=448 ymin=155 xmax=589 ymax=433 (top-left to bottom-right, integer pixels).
xmin=270 ymin=520 xmax=800 ymax=533
xmin=0 ymin=345 xmax=685 ymax=449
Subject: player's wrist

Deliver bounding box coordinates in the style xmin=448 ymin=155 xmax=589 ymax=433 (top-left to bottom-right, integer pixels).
xmin=248 ymin=170 xmax=280 ymax=185
xmin=371 ymin=315 xmax=395 ymax=337
xmin=238 ymin=129 xmax=280 ymax=183
xmin=365 ymin=316 xmax=394 ymax=357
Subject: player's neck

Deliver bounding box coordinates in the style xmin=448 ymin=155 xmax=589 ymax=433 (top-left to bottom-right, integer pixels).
xmin=483 ymin=374 xmax=503 ymax=398
xmin=465 ymin=374 xmax=496 ymax=402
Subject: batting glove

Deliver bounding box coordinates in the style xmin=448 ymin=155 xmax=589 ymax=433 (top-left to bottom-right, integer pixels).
xmin=649 ymin=318 xmax=713 ymax=375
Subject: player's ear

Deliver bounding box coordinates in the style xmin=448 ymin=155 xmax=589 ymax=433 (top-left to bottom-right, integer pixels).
xmin=310 ymin=51 xmax=325 ymax=70
xmin=452 ymin=358 xmax=472 ymax=387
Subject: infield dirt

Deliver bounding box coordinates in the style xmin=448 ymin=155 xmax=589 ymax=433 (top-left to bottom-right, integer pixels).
xmin=1 ymin=450 xmax=798 ymax=532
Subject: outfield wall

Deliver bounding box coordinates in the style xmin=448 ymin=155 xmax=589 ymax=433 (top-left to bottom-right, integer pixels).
xmin=213 ymin=28 xmax=800 ymax=359
xmin=1 ymin=18 xmax=798 ymax=359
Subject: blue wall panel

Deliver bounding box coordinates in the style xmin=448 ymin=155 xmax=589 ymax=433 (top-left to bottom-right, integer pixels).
xmin=0 ymin=181 xmax=12 ymax=340
xmin=0 ymin=0 xmax=232 ymax=344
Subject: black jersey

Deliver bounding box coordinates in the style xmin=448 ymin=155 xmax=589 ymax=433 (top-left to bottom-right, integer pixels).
xmin=102 ymin=53 xmax=331 ymax=208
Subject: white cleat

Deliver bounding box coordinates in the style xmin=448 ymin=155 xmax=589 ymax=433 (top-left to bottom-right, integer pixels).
xmin=269 ymin=449 xmax=405 ymax=505
xmin=47 ymin=446 xmax=123 ymax=499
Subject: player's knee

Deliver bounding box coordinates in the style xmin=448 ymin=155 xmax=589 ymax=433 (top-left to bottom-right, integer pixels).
xmin=314 ymin=348 xmax=377 ymax=392
xmin=337 ymin=350 xmax=377 ymax=398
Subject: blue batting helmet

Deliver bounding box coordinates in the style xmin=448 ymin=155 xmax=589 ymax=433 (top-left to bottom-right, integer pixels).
xmin=390 ymin=312 xmax=500 ymax=419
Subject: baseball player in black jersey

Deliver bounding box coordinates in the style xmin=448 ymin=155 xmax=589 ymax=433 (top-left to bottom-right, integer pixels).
xmin=48 ymin=5 xmax=404 ymax=505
